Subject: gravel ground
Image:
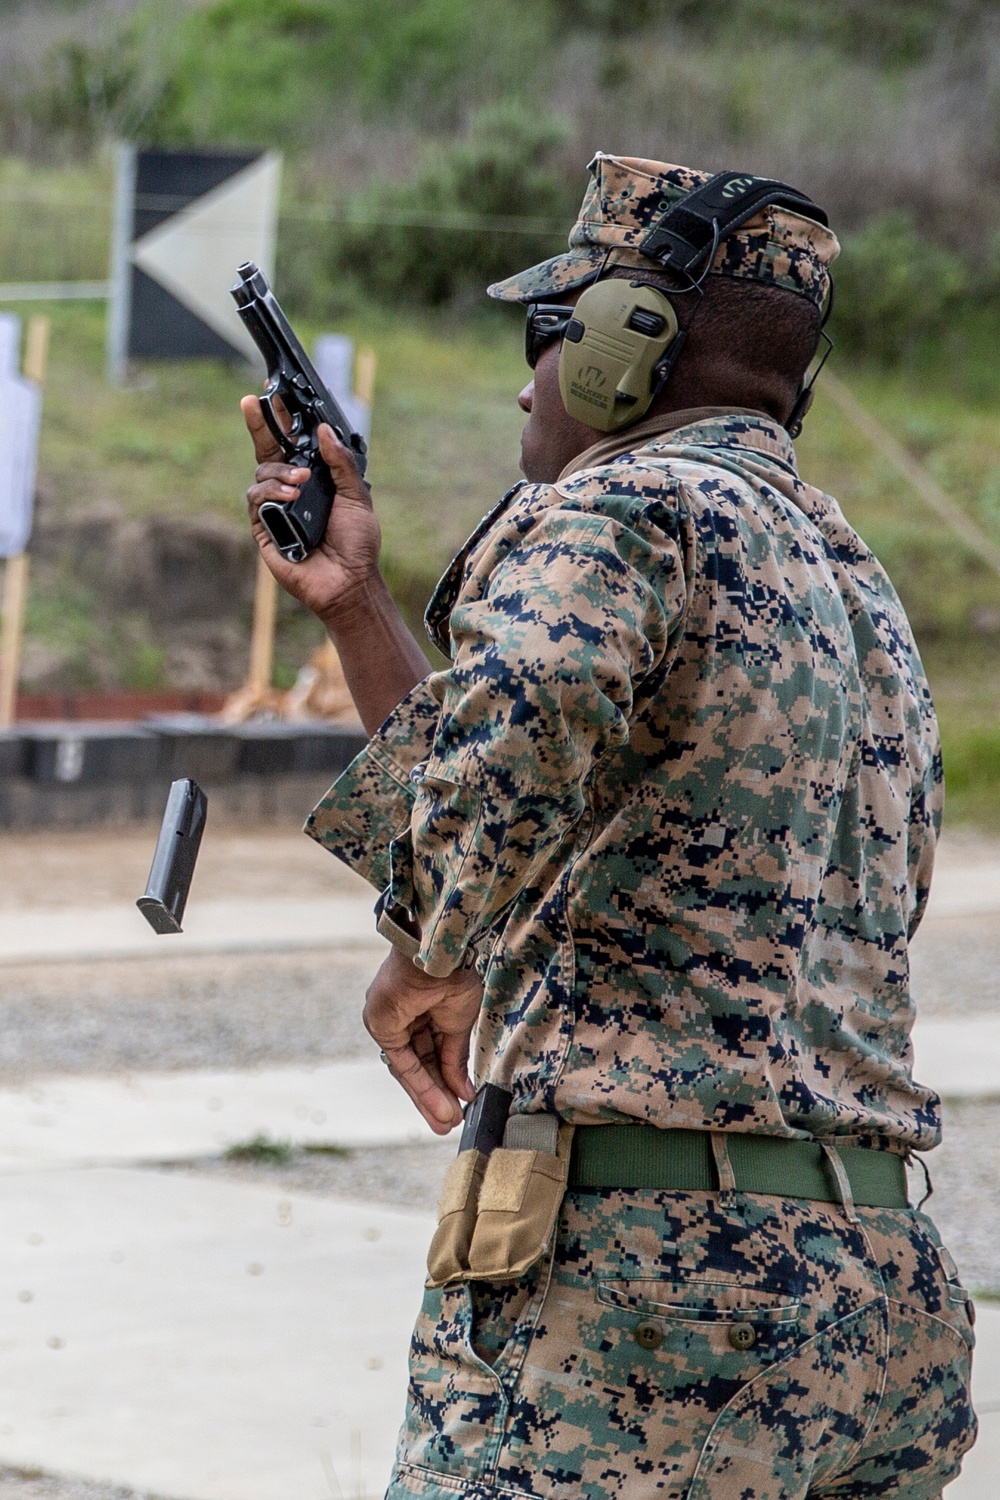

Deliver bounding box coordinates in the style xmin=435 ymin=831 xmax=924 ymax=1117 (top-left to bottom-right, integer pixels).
xmin=909 ymin=914 xmax=1000 ymax=1018
xmin=0 ymin=829 xmax=366 ymax=911
xmin=163 ymin=1136 xmax=456 ymax=1214
xmin=0 ymin=951 xmax=377 ymax=1079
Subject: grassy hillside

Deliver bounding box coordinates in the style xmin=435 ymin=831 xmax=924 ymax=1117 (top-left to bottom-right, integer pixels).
xmin=8 ymin=292 xmax=1000 ymax=824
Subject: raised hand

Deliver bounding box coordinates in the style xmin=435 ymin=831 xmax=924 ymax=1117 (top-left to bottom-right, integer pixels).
xmin=242 ymin=398 xmax=382 ymax=628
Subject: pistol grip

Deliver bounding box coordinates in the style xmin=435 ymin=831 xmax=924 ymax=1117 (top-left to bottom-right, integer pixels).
xmin=259 ymin=455 xmax=336 ymax=563
xmin=292 ymin=463 xmax=337 ymax=547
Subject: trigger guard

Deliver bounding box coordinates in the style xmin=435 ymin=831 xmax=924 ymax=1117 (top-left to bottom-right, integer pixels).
xmin=259 ymin=394 xmax=296 ymax=458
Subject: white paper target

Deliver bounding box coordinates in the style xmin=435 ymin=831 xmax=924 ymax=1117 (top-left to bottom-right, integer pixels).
xmin=312 ymin=334 xmax=371 ymax=443
xmin=0 ymin=314 xmax=42 ymax=559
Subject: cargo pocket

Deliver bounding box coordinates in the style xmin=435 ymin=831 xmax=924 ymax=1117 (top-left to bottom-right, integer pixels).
xmin=596 ymin=1275 xmax=803 ymax=1369
xmin=492 ymin=1262 xmax=806 ymax=1500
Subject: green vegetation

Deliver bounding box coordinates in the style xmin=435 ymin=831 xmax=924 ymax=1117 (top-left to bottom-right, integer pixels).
xmin=222 ymin=1134 xmax=352 ymax=1162
xmin=224 ymin=1133 xmax=293 ymax=1164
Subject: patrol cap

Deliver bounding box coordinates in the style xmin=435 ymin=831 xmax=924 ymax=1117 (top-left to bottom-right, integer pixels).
xmin=488 ymin=152 xmax=840 ymax=309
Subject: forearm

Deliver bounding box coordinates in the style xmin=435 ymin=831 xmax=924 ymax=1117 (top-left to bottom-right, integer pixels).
xmin=322 ymin=572 xmax=433 ymax=736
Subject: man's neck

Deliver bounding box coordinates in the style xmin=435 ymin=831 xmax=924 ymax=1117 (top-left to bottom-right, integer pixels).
xmin=557 ymin=406 xmax=770 ymax=482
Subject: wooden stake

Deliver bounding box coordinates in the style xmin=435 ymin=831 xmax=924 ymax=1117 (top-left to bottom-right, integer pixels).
xmin=0 ymin=553 xmax=29 ymax=728
xmin=247 ymin=551 xmax=279 ymax=695
xmin=0 ymin=315 xmax=49 ymax=728
xmin=355 ymin=347 xmax=377 ymax=408
xmin=24 ymin=315 xmax=50 ymax=386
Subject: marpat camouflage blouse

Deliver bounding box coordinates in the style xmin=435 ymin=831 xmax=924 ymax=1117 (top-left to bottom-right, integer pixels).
xmin=307 ymin=413 xmax=943 ymax=1151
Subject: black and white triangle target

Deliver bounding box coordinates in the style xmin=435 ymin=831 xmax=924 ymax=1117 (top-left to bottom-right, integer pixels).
xmin=108 ymin=147 xmax=282 ymax=375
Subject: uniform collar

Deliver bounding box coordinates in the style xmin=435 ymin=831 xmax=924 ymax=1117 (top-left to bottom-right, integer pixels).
xmin=558 ymin=407 xmax=798 ymax=481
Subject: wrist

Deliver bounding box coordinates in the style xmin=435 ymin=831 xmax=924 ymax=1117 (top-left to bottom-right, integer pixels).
xmin=319 ymin=571 xmax=391 ymax=638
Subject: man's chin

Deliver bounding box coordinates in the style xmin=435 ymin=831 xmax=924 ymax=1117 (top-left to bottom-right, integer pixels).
xmin=520 ymin=430 xmax=552 ymax=484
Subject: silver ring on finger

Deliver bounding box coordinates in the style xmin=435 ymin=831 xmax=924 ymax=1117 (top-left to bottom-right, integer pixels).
xmin=379 ymin=1050 xmax=392 ymax=1068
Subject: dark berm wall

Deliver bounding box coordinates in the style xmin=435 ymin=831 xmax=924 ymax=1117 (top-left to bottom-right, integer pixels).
xmin=0 ymin=720 xmax=367 ymax=829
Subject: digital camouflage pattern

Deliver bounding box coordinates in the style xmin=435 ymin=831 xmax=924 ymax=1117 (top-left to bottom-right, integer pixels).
xmin=386 ymin=1188 xmax=976 ymax=1500
xmin=487 ymin=153 xmax=840 ymax=309
xmin=307 ymin=411 xmax=943 ymax=1152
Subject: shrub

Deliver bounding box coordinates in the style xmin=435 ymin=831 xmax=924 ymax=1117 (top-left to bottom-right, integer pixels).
xmin=831 ymin=211 xmax=969 ymax=361
xmin=334 ymin=102 xmax=576 ymax=306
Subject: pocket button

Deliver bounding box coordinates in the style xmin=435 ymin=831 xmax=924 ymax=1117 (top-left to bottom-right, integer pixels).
xmin=967 ymin=1299 xmax=977 ymax=1327
xmin=634 ymin=1320 xmax=662 ymax=1351
xmin=729 ymin=1322 xmax=756 ymax=1351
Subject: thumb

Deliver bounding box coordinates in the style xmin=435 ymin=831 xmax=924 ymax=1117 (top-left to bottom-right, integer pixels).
xmin=241 ymin=394 xmax=285 ymax=464
xmin=317 ymin=423 xmax=372 ymax=508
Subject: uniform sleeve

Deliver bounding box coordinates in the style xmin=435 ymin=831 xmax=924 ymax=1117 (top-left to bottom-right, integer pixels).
xmin=400 ymin=506 xmax=685 ymax=976
xmin=304 ymin=677 xmax=442 ymax=892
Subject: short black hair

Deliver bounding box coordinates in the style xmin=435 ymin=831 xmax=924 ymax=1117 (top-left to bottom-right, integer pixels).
xmin=607 ymin=266 xmax=823 ymax=421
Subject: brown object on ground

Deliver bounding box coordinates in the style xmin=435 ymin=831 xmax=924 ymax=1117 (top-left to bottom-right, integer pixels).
xmin=220 ymin=556 xmax=282 ymax=724
xmin=282 ymin=637 xmax=357 ymax=722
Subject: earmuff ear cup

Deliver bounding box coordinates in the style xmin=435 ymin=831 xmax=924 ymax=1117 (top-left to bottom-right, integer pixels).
xmin=558 ymin=281 xmax=679 ymax=433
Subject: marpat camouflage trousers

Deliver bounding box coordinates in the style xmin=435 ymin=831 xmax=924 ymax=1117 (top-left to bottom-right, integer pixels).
xmin=386 ymin=1187 xmax=977 ymax=1500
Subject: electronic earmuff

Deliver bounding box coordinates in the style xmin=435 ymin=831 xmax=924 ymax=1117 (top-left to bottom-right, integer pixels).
xmin=558 ymin=280 xmax=682 ymax=433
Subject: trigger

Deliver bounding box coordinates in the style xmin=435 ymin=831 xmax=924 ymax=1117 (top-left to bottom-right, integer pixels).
xmin=260 ymin=395 xmax=295 ymax=457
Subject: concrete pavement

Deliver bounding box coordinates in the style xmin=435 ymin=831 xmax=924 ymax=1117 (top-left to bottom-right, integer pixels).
xmin=0 ymin=1167 xmax=431 ymax=1500
xmin=950 ymin=1304 xmax=1000 ymax=1499
xmin=0 ymin=1059 xmax=429 ymax=1171
xmin=924 ymin=859 xmax=1000 ymax=921
xmin=911 ymin=1018 xmax=1000 ymax=1099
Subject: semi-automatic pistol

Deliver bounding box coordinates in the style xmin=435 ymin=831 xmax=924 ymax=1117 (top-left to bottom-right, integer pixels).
xmin=231 ymin=261 xmax=369 ymax=563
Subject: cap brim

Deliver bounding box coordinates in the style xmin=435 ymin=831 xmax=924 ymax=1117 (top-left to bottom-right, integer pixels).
xmin=487 ymin=247 xmax=605 ymax=304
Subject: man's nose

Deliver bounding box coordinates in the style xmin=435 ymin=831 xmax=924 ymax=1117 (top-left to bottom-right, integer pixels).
xmin=518 ymin=380 xmax=534 ymax=414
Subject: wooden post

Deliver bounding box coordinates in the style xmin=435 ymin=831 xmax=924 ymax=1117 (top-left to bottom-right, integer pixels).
xmin=355 ymin=347 xmax=377 ymax=408
xmin=24 ymin=315 xmax=50 ymax=386
xmin=247 ymin=552 xmax=279 ymax=696
xmin=0 ymin=553 xmax=29 ymax=728
xmin=0 ymin=315 xmax=49 ymax=728
xmin=221 ymin=553 xmax=280 ymax=721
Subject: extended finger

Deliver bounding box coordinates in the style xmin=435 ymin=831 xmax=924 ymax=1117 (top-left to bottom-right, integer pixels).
xmin=255 ymin=462 xmax=311 ymax=486
xmin=381 ymin=1040 xmax=463 ymax=1134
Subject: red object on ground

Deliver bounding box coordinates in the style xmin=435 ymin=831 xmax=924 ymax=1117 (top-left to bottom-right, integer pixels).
xmin=16 ymin=691 xmax=227 ymax=722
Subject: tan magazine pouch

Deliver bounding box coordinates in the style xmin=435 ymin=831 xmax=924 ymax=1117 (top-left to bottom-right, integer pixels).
xmin=425 ymin=1148 xmax=487 ymax=1289
xmin=426 ymin=1119 xmax=574 ymax=1288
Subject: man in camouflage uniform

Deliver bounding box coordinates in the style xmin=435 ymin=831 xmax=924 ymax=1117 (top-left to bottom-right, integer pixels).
xmin=242 ymin=153 xmax=976 ymax=1498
